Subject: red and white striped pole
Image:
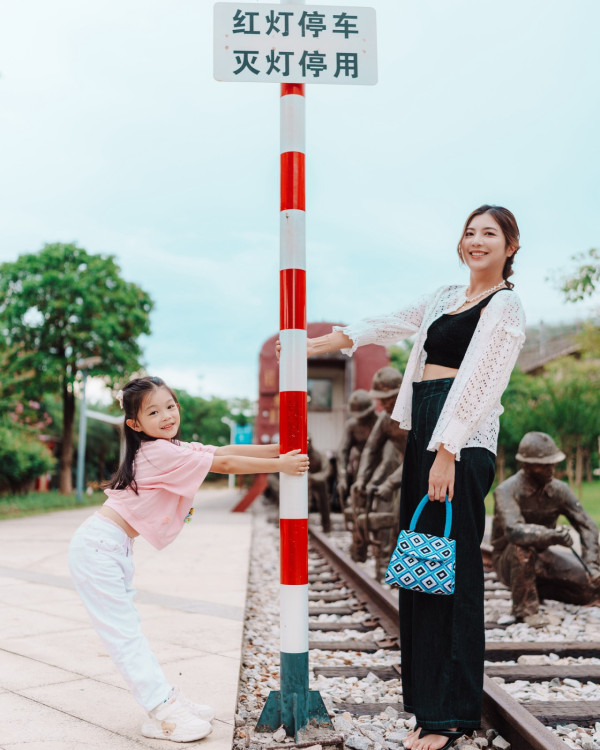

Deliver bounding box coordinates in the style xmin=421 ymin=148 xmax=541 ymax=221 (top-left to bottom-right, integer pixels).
xmin=256 ymin=3 xmax=331 ymax=737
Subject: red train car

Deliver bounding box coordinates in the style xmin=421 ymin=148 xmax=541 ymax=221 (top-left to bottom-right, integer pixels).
xmin=256 ymin=322 xmax=390 ymax=454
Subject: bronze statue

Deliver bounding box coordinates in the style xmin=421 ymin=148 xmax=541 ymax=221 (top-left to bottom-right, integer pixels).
xmin=336 ymin=389 xmax=378 ymax=514
xmin=492 ymin=432 xmax=600 ymax=621
xmin=349 ymin=367 xmax=408 ymax=571
xmin=307 ymin=438 xmax=333 ymax=533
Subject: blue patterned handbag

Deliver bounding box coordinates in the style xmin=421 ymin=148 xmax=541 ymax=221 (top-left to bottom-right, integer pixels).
xmin=385 ymin=495 xmax=456 ymax=595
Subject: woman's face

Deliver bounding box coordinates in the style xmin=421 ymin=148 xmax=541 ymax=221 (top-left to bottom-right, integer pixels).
xmin=127 ymin=386 xmax=180 ymax=441
xmin=460 ymin=212 xmax=514 ymax=277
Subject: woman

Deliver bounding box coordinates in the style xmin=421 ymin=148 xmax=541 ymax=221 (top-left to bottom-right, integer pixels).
xmin=298 ymin=206 xmax=526 ymax=750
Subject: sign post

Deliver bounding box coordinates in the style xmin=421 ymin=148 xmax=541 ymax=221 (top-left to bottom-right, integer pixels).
xmin=214 ymin=2 xmax=377 ymax=738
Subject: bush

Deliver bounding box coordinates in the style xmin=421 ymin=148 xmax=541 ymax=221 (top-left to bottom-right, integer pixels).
xmin=0 ymin=422 xmax=56 ymax=494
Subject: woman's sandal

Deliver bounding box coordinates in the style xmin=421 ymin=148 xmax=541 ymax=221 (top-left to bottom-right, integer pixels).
xmin=417 ymin=728 xmax=473 ymax=750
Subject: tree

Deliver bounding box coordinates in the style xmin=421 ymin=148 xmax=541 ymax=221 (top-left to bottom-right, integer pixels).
xmin=176 ymin=390 xmax=231 ymax=446
xmin=389 ymin=341 xmax=414 ymax=374
xmin=0 ymin=243 xmax=153 ymax=493
xmin=559 ymin=248 xmax=600 ymax=302
xmin=535 ymin=359 xmax=600 ymax=495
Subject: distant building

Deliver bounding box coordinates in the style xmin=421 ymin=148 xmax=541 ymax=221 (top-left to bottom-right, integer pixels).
xmin=256 ymin=322 xmax=390 ymax=453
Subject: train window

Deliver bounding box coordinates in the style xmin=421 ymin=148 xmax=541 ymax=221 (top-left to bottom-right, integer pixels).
xmin=307 ymin=378 xmax=333 ymax=411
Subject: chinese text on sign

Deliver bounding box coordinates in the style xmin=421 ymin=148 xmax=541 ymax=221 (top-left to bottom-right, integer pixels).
xmin=214 ymin=3 xmax=377 ymax=85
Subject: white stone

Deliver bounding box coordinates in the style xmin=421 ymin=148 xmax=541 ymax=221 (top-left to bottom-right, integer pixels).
xmin=346 ymin=734 xmax=371 ymax=750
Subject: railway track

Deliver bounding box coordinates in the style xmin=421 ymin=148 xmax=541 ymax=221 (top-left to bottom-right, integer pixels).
xmin=308 ymin=523 xmax=600 ymax=750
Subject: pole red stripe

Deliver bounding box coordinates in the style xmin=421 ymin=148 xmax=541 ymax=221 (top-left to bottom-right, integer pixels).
xmin=280 ymin=152 xmax=305 ymax=211
xmin=280 ymin=268 xmax=306 ymax=330
xmin=279 ymin=391 xmax=307 ymax=453
xmin=281 ymin=83 xmax=305 ymax=97
xmin=280 ymin=518 xmax=308 ymax=585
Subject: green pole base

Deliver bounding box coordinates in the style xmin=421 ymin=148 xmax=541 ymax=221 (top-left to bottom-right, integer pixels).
xmin=256 ymin=689 xmax=332 ymax=739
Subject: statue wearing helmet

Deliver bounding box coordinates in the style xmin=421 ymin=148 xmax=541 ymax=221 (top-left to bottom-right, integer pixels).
xmin=336 ymin=389 xmax=378 ymax=514
xmin=492 ymin=431 xmax=600 ymax=622
xmin=347 ymin=367 xmax=408 ymax=573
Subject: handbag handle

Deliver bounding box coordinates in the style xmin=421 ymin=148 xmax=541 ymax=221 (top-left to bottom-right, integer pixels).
xmin=409 ymin=494 xmax=452 ymax=538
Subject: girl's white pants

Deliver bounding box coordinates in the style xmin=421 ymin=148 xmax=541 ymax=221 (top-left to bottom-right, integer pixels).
xmin=68 ymin=514 xmax=171 ymax=712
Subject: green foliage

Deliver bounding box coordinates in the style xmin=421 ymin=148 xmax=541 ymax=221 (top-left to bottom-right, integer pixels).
xmin=177 ymin=390 xmax=231 ymax=445
xmin=0 ymin=490 xmax=104 ymax=519
xmin=389 ymin=341 xmax=414 ymax=374
xmin=499 ymin=358 xmax=600 ymax=478
xmin=559 ymin=248 xmax=600 ymax=302
xmin=0 ymin=242 xmax=153 ymax=492
xmin=84 ymin=403 xmax=122 ymax=484
xmin=0 ymin=242 xmax=153 ymax=391
xmin=576 ymin=321 xmax=600 ymax=358
xmin=0 ymin=420 xmax=55 ymax=494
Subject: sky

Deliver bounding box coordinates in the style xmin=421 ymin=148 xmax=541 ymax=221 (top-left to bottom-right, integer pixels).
xmin=1 ymin=0 xmax=599 ymax=402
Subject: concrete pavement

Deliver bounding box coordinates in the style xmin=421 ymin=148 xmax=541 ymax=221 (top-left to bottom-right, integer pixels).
xmin=0 ymin=487 xmax=252 ymax=750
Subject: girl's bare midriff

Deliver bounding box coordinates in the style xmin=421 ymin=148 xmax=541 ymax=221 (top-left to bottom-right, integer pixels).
xmin=422 ymin=364 xmax=458 ymax=381
xmin=97 ymin=505 xmax=139 ymax=538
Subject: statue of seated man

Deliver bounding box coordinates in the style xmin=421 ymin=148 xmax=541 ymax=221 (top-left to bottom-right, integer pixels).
xmin=307 ymin=437 xmax=333 ymax=533
xmin=349 ymin=367 xmax=408 ymax=564
xmin=336 ymin=389 xmax=378 ymax=515
xmin=492 ymin=431 xmax=600 ymax=621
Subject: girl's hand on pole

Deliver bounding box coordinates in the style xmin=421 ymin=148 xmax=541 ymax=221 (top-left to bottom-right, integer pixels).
xmin=275 ymin=339 xmax=281 ymax=362
xmin=428 ymin=446 xmax=456 ymax=502
xmin=279 ymin=449 xmax=309 ymax=476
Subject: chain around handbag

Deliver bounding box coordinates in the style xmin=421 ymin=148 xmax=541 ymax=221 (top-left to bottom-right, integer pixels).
xmin=385 ymin=494 xmax=456 ymax=595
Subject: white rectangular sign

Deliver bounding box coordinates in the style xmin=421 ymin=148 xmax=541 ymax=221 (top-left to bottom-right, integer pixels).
xmin=214 ymin=2 xmax=377 ymax=85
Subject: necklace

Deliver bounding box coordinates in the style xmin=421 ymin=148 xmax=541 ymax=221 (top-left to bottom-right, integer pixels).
xmin=463 ymin=280 xmax=506 ymax=304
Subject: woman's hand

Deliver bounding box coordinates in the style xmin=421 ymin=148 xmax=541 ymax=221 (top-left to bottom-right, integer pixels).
xmin=428 ymin=446 xmax=456 ymax=501
xmin=275 ymin=339 xmax=315 ymax=362
xmin=279 ymin=449 xmax=310 ymax=476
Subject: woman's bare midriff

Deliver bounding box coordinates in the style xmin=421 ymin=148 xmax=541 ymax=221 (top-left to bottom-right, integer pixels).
xmin=97 ymin=505 xmax=139 ymax=538
xmin=421 ymin=364 xmax=459 ymax=381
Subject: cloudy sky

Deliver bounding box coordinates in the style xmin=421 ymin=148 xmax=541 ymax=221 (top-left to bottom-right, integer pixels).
xmin=1 ymin=0 xmax=599 ymax=401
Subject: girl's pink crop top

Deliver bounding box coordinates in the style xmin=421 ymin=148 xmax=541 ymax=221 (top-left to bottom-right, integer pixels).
xmin=103 ymin=439 xmax=217 ymax=550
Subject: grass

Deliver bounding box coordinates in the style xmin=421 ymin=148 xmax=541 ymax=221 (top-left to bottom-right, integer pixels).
xmin=485 ymin=480 xmax=600 ymax=526
xmin=0 ymin=477 xmax=234 ymax=520
xmin=0 ymin=490 xmax=106 ymax=520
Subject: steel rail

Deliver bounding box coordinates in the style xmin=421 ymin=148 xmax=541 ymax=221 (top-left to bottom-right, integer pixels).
xmin=308 ymin=525 xmax=569 ymax=750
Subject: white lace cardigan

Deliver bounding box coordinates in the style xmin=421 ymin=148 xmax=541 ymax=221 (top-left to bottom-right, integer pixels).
xmin=333 ymin=285 xmax=526 ymax=459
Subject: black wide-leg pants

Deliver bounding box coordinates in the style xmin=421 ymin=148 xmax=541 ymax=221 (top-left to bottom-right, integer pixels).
xmin=399 ymin=378 xmax=495 ymax=730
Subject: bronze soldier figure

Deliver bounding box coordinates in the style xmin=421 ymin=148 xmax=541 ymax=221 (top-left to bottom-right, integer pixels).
xmin=492 ymin=432 xmax=600 ymax=621
xmin=336 ymin=389 xmax=378 ymax=516
xmin=349 ymin=367 xmax=408 ymax=568
xmin=307 ymin=438 xmax=333 ymax=533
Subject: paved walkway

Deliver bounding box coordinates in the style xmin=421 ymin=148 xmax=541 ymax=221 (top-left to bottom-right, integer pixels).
xmin=0 ymin=488 xmax=253 ymax=750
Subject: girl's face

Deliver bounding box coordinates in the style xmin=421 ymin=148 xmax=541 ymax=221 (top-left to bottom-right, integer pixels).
xmin=127 ymin=386 xmax=180 ymax=441
xmin=460 ymin=212 xmax=515 ymax=278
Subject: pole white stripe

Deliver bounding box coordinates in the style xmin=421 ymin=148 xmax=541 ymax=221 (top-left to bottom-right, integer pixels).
xmin=280 ymin=210 xmax=306 ymax=271
xmin=280 ymin=584 xmax=309 ymax=653
xmin=279 ymin=472 xmax=308 ymax=519
xmin=280 ymin=94 xmax=305 ymax=155
xmin=279 ymin=329 xmax=307 ymax=391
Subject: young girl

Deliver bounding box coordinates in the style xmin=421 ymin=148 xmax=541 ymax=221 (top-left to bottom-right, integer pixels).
xmin=68 ymin=376 xmax=308 ymax=743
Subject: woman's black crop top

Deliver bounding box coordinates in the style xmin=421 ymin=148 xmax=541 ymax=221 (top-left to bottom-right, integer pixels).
xmin=424 ymin=289 xmax=509 ymax=369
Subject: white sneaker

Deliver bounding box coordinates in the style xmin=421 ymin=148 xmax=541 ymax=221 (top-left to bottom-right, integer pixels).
xmin=170 ymin=686 xmax=215 ymax=722
xmin=142 ymin=694 xmax=212 ymax=742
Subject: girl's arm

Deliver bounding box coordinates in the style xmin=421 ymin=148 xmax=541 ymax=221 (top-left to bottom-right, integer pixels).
xmin=210 ymin=449 xmax=308 ymax=476
xmin=214 ymin=443 xmax=280 ymax=458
